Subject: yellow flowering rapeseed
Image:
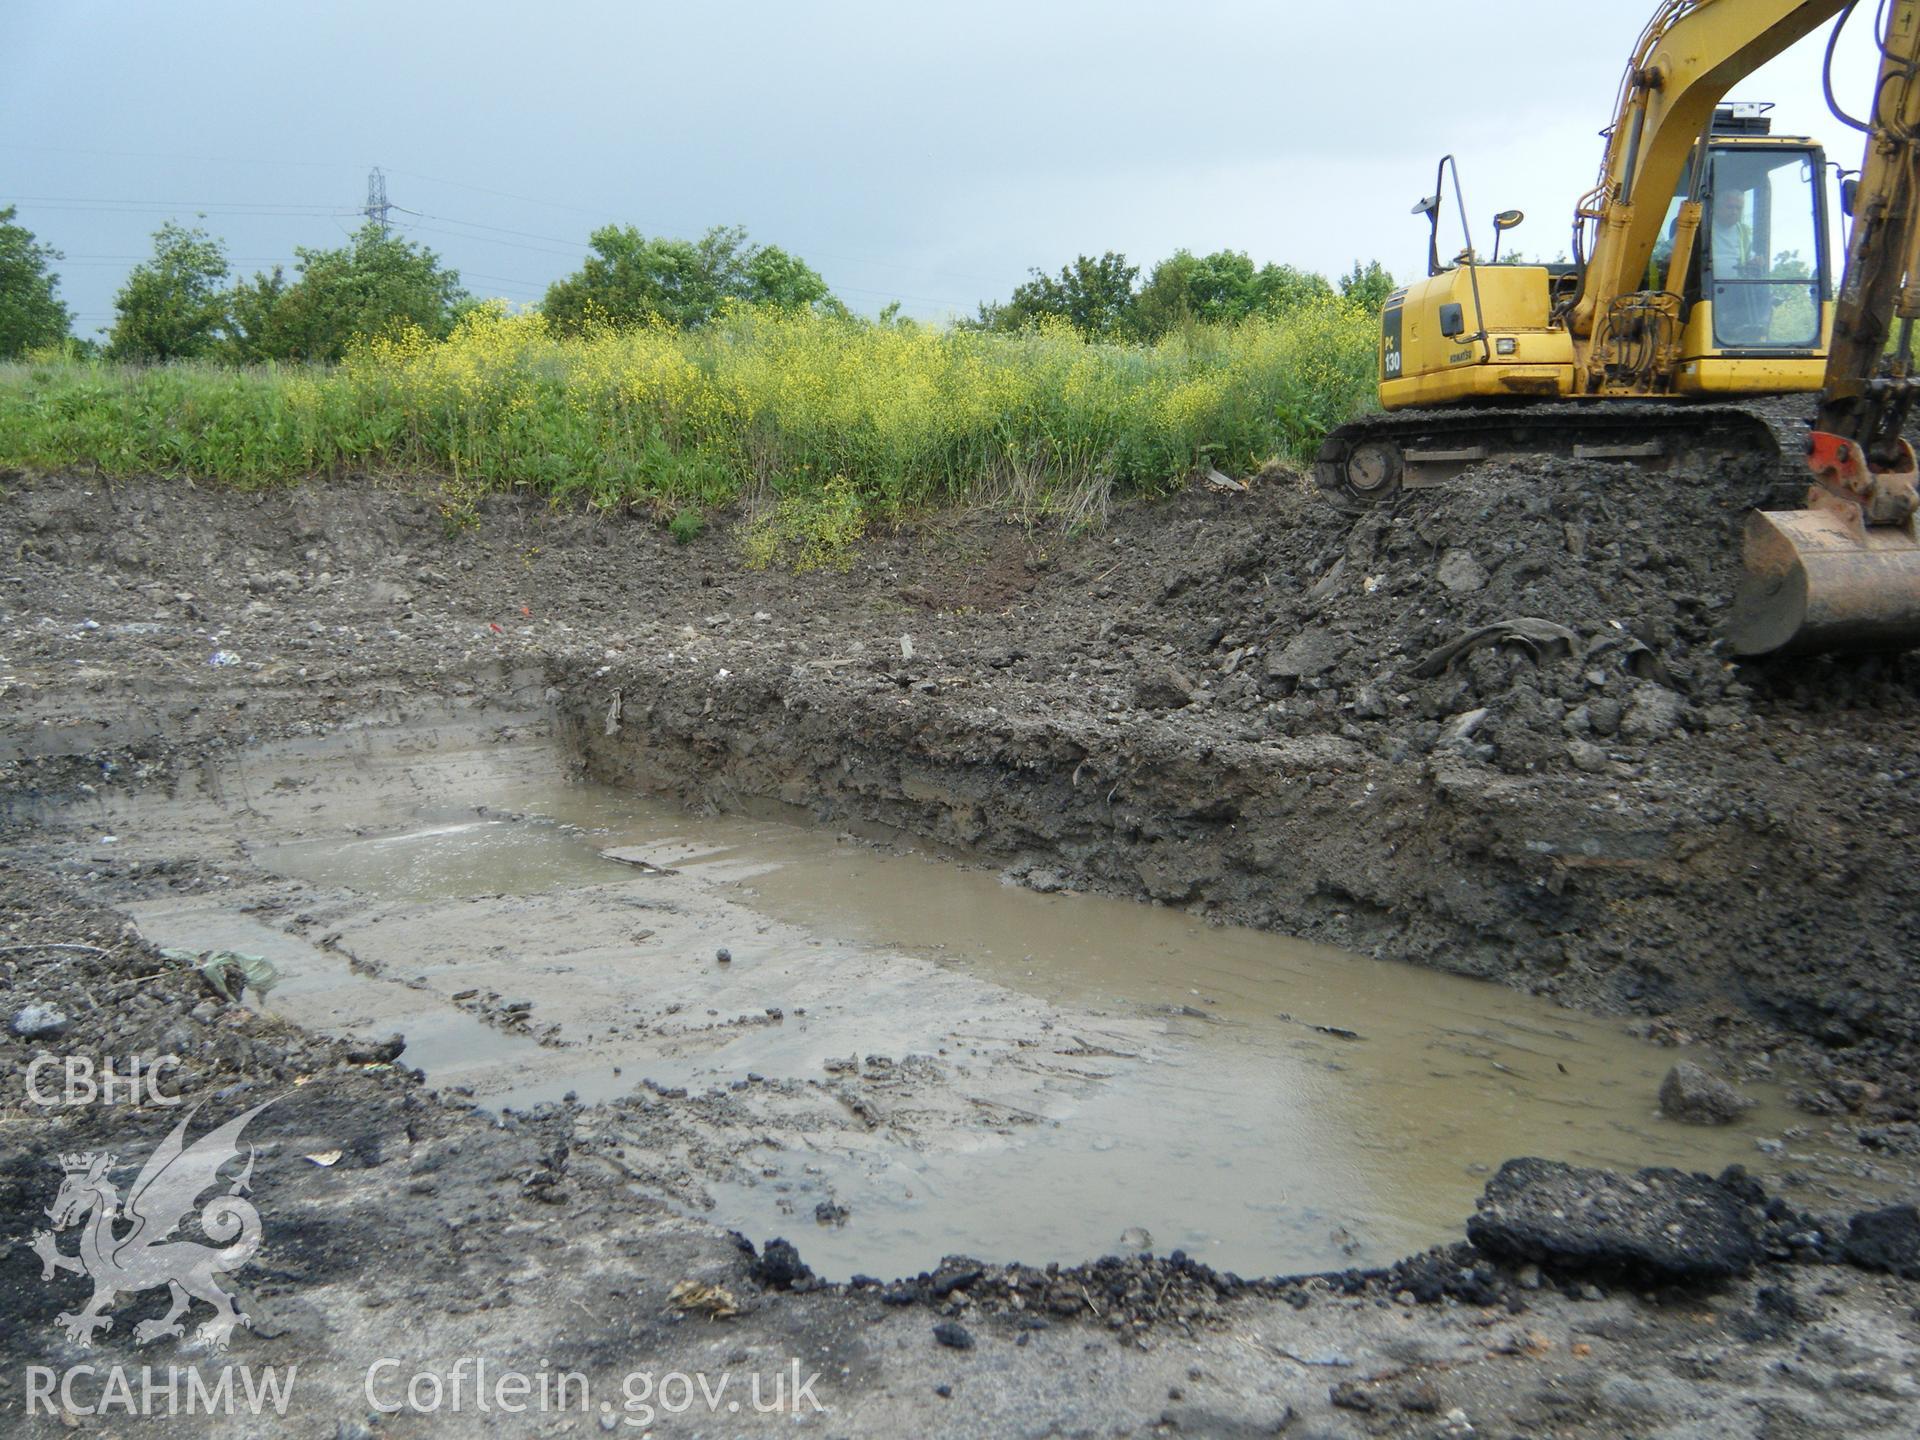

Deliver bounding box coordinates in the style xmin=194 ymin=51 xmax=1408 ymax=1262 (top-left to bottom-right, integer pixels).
xmin=0 ymin=299 xmax=1377 ymax=542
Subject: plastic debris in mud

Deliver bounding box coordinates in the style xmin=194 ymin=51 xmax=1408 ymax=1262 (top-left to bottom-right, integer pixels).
xmin=163 ymin=946 xmax=281 ymax=1003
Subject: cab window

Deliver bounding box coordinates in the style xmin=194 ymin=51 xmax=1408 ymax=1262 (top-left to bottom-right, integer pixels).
xmin=1707 ymin=149 xmax=1824 ymax=348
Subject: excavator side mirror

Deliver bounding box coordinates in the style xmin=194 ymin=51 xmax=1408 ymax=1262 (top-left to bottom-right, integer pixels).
xmin=1840 ymin=176 xmax=1859 ymax=218
xmin=1489 ymin=209 xmax=1524 ymax=263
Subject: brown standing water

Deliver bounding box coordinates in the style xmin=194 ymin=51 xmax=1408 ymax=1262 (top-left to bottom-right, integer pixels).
xmin=77 ymin=717 xmax=1898 ymax=1281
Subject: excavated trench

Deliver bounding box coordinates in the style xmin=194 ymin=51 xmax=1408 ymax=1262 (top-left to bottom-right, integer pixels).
xmin=54 ymin=702 xmax=1904 ymax=1284
xmin=8 ymin=457 xmax=1920 ymax=1440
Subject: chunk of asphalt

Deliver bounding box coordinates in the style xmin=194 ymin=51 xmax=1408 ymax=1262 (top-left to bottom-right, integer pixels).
xmin=1466 ymin=1157 xmax=1759 ymax=1283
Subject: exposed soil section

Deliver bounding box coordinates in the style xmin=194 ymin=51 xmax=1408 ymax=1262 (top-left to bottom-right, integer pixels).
xmin=563 ymin=461 xmax=1919 ymax=1114
xmin=2 ymin=461 xmax=1918 ymax=1435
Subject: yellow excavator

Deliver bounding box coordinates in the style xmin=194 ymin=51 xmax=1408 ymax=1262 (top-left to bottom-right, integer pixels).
xmin=1313 ymin=0 xmax=1920 ymax=655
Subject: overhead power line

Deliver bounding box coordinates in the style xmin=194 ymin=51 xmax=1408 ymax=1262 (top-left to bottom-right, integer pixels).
xmin=385 ymin=167 xmax=608 ymax=219
xmin=390 ymin=216 xmax=587 ymax=260
xmin=0 ymin=141 xmax=344 ymax=169
xmin=392 ymin=207 xmax=589 ymax=248
xmin=9 ymin=194 xmax=353 ymax=211
xmin=9 ymin=200 xmax=360 ymax=222
xmin=57 ymin=255 xmax=299 ymax=267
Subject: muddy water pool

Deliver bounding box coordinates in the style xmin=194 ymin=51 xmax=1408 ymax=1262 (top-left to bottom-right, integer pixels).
xmin=82 ymin=718 xmax=1886 ymax=1280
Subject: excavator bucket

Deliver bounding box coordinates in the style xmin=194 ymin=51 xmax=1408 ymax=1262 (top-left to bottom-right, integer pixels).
xmin=1728 ymin=505 xmax=1920 ymax=656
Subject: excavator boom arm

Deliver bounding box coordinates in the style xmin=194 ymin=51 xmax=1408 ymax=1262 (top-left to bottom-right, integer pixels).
xmin=1571 ymin=0 xmax=1848 ymax=338
xmin=1820 ymin=0 xmax=1920 ymax=457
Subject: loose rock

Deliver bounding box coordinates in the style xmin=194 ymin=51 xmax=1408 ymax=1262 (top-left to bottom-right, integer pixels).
xmin=1659 ymin=1061 xmax=1754 ymax=1125
xmin=10 ymin=1003 xmax=69 ymax=1039
xmin=1265 ymin=627 xmax=1347 ymax=680
xmin=1842 ymin=1205 xmax=1920 ymax=1280
xmin=1435 ymin=548 xmax=1488 ymax=593
xmin=748 ymin=1237 xmax=813 ymax=1291
xmin=345 ymin=1033 xmax=406 ymax=1065
xmin=1134 ymin=666 xmax=1195 ymax=710
xmin=1620 ymin=685 xmax=1686 ymax=742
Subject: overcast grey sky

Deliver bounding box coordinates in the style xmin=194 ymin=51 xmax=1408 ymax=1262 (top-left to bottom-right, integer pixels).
xmin=0 ymin=1 xmax=1884 ymax=337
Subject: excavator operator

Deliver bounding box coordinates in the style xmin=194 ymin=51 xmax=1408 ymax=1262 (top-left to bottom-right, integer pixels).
xmin=1710 ymin=183 xmax=1772 ymax=344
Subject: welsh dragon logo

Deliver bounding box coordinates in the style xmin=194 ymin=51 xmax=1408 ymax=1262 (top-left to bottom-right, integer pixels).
xmin=30 ymin=1100 xmax=275 ymax=1352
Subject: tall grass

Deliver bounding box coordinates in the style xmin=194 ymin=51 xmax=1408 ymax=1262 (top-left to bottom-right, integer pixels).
xmin=0 ymin=301 xmax=1376 ymax=533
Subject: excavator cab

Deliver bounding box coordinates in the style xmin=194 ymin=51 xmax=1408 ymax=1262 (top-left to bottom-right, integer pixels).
xmin=1655 ymin=109 xmax=1833 ymax=391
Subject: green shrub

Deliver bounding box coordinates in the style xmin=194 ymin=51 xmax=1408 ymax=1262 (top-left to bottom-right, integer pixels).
xmin=668 ymin=506 xmax=705 ymax=544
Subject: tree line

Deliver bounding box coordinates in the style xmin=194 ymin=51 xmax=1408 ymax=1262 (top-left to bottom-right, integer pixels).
xmin=0 ymin=204 xmax=1397 ymax=362
xmin=966 ymin=251 xmax=1398 ymax=341
xmin=0 ymin=210 xmax=846 ymax=364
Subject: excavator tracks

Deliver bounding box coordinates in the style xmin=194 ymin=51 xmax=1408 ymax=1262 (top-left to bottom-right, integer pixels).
xmin=1313 ymin=399 xmax=1818 ymax=514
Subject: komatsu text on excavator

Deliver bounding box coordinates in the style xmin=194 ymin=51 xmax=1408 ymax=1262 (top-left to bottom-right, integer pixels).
xmin=1313 ymin=0 xmax=1920 ymax=655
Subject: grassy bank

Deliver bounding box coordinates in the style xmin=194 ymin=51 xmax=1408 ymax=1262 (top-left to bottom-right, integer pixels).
xmin=0 ymin=301 xmax=1375 ymax=550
